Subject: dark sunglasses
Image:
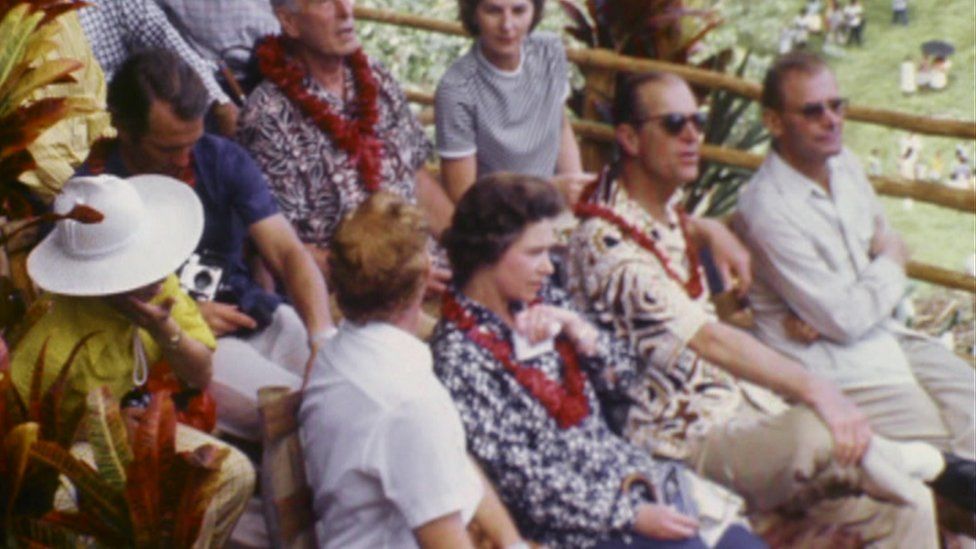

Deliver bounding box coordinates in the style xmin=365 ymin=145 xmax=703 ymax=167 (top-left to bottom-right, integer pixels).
xmin=637 ymin=112 xmax=707 ymax=136
xmin=791 ymin=97 xmax=848 ymax=120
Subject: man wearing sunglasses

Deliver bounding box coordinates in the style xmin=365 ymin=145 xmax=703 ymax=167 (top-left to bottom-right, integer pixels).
xmin=569 ymin=71 xmax=942 ymax=545
xmin=736 ymin=53 xmax=976 ymax=475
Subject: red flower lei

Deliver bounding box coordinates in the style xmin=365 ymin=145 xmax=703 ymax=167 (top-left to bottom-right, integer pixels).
xmin=85 ymin=138 xmax=196 ymax=187
xmin=256 ymin=35 xmax=383 ymax=192
xmin=441 ymin=292 xmax=590 ymax=429
xmin=575 ymin=187 xmax=704 ymax=299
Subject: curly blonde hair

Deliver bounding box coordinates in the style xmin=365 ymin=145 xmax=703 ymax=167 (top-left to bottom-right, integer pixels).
xmin=329 ymin=193 xmax=429 ymax=324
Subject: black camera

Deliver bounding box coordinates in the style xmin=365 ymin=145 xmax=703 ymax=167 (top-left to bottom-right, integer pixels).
xmin=178 ymin=252 xmax=226 ymax=301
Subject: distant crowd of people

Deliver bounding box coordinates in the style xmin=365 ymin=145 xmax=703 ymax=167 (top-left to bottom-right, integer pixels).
xmin=10 ymin=0 xmax=976 ymax=548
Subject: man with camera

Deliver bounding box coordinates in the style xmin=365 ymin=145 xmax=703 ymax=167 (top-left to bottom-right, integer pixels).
xmin=81 ymin=49 xmax=334 ymax=442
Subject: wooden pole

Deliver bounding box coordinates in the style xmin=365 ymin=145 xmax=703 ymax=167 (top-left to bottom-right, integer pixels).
xmin=383 ymin=9 xmax=976 ymax=293
xmin=356 ymin=6 xmax=976 ymax=140
xmin=569 ymin=120 xmax=976 ymax=212
xmin=411 ymin=93 xmax=976 ymax=213
xmin=907 ymin=262 xmax=976 ymax=294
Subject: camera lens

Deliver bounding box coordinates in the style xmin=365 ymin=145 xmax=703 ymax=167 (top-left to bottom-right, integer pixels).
xmin=193 ymin=270 xmax=213 ymax=290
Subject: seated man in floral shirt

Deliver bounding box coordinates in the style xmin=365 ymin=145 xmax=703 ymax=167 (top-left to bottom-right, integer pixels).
xmin=237 ymin=0 xmax=454 ymax=279
xmin=568 ymin=71 xmax=952 ymax=544
xmin=433 ymin=174 xmax=765 ymax=549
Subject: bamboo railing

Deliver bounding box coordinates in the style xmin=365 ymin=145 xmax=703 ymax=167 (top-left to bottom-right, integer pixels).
xmin=369 ymin=7 xmax=976 ymax=294
xmin=409 ymin=91 xmax=976 ymax=214
xmin=358 ymin=6 xmax=976 ymax=139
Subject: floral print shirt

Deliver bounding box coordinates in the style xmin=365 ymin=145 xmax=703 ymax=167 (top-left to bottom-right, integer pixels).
xmin=568 ymin=172 xmax=746 ymax=460
xmin=431 ymin=285 xmax=679 ymax=549
xmin=237 ymin=55 xmax=432 ymax=247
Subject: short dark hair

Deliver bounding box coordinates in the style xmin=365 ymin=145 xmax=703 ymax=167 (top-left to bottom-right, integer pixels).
xmin=760 ymin=51 xmax=829 ymax=111
xmin=612 ymin=71 xmax=684 ymax=127
xmin=457 ymin=0 xmax=546 ymax=36
xmin=107 ymin=49 xmax=210 ymax=139
xmin=329 ymin=193 xmax=430 ymax=324
xmin=442 ymin=173 xmax=564 ymax=288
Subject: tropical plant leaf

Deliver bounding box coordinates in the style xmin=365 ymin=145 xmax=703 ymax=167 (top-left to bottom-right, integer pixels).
xmin=558 ymin=0 xmax=595 ymax=46
xmin=1 ymin=289 xmax=50 ymax=353
xmin=672 ymin=16 xmax=723 ymax=63
xmin=85 ymin=386 xmax=132 ymax=491
xmin=0 ymin=148 xmax=37 ymax=186
xmin=0 ymin=58 xmax=81 ymax=113
xmin=40 ymin=331 xmax=97 ymax=444
xmin=0 ymin=335 xmax=28 ymax=436
xmin=19 ymin=13 xmax=60 ymax=61
xmin=28 ymin=440 xmax=130 ymax=537
xmin=37 ymin=1 xmax=90 ymax=27
xmin=0 ymin=97 xmax=69 ymax=159
xmin=12 ymin=515 xmax=84 ymax=548
xmin=0 ymin=6 xmax=44 ymax=97
xmin=30 ymin=509 xmax=126 ymax=546
xmin=4 ymin=421 xmax=39 ymax=516
xmin=125 ymin=392 xmax=177 ymax=546
xmin=26 ymin=337 xmax=50 ymax=422
xmin=166 ymin=444 xmax=228 ymax=547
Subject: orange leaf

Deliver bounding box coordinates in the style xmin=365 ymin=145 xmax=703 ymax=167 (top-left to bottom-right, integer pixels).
xmin=125 ymin=392 xmax=177 ymax=545
xmin=40 ymin=331 xmax=97 ymax=445
xmin=26 ymin=337 xmax=49 ymax=422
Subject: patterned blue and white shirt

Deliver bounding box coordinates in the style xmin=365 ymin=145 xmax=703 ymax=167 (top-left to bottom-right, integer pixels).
xmin=431 ymin=284 xmax=684 ymax=548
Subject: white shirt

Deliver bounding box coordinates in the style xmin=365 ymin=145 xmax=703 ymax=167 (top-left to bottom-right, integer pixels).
xmin=299 ymin=321 xmax=483 ymax=549
xmin=735 ymin=149 xmax=915 ymax=389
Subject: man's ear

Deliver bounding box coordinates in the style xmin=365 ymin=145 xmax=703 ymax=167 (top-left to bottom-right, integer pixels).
xmin=615 ymin=124 xmax=640 ymax=158
xmin=275 ymin=7 xmax=301 ymax=39
xmin=762 ymin=108 xmax=784 ymax=141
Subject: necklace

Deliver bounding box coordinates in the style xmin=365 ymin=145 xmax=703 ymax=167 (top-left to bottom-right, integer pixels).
xmin=256 ymin=35 xmax=383 ymax=192
xmin=441 ymin=292 xmax=590 ymax=429
xmin=85 ymin=138 xmax=196 ymax=187
xmin=575 ymin=183 xmax=704 ymax=299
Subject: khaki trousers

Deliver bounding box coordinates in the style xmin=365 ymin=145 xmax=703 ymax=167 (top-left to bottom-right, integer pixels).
xmin=687 ymin=404 xmax=939 ymax=548
xmin=843 ymin=333 xmax=976 ymax=460
xmin=211 ymin=305 xmax=311 ymax=441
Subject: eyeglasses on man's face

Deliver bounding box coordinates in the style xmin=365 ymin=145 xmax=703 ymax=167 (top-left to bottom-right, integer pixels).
xmin=635 ymin=112 xmax=707 ymax=136
xmin=788 ymin=97 xmax=848 ymax=120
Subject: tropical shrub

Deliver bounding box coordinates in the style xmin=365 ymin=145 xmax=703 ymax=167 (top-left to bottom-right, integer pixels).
xmin=15 ymin=388 xmax=228 ymax=548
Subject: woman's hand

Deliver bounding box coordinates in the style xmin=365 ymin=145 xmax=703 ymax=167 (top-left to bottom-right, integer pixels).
xmin=107 ymin=293 xmax=176 ymax=336
xmin=514 ymin=304 xmax=599 ymax=356
xmin=633 ymin=503 xmax=699 ymax=541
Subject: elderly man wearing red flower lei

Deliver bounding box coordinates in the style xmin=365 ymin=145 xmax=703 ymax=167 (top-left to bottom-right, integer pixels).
xmin=567 ymin=72 xmax=964 ymax=544
xmin=237 ymin=0 xmax=454 ymax=281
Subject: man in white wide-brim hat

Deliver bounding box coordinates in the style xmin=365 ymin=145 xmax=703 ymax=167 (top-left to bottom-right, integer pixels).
xmin=11 ymin=173 xmax=254 ymax=546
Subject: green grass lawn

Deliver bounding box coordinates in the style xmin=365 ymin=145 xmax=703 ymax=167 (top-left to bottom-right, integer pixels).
xmin=827 ymin=0 xmax=976 ymax=180
xmin=817 ymin=0 xmax=975 ymax=279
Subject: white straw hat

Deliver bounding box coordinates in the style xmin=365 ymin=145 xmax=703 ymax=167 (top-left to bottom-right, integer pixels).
xmin=27 ymin=174 xmax=203 ymax=296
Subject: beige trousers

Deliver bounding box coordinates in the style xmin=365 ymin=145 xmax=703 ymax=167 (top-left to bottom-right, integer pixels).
xmin=211 ymin=305 xmax=311 ymax=441
xmin=844 ymin=333 xmax=976 ymax=460
xmin=687 ymin=404 xmax=939 ymax=548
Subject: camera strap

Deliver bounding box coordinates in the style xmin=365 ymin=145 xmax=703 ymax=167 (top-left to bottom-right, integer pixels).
xmin=132 ymin=331 xmax=149 ymax=387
